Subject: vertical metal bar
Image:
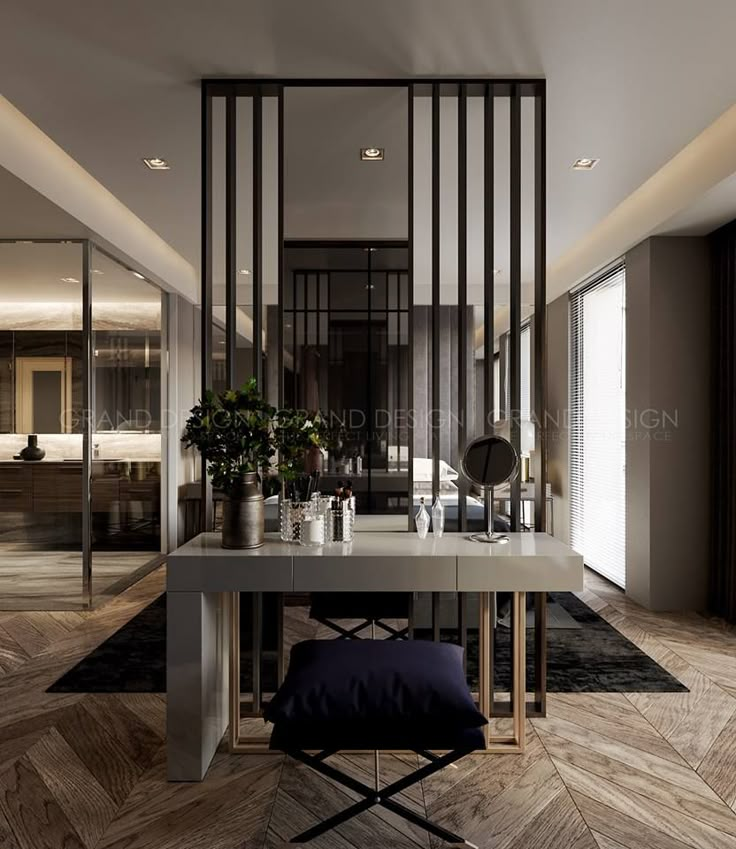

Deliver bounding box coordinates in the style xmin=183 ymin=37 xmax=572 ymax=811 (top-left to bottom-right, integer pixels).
xmin=201 ymin=85 xmax=213 ymax=531
xmin=534 ymin=591 xmax=547 ymax=715
xmin=277 ymin=87 xmax=285 ymax=408
xmin=229 ymin=592 xmax=241 ymax=750
xmin=534 ymin=85 xmax=547 ymax=532
xmin=432 ymin=591 xmax=440 ymax=642
xmin=225 ymin=94 xmax=237 ymax=388
xmin=534 ymin=84 xmax=548 ymax=717
xmin=367 ymin=246 xmax=373 ymax=511
xmin=276 ymin=592 xmax=285 ymax=686
xmin=431 ymin=83 xmax=440 ymax=503
xmin=479 ymin=591 xmax=491 ymax=745
xmin=252 ymin=591 xmax=262 ymax=713
xmin=509 ymin=84 xmax=522 ymax=532
xmin=458 ymin=84 xmax=468 ymax=533
xmin=483 ymin=84 xmax=495 ymax=533
xmin=407 ymin=85 xmax=415 ymax=531
xmin=253 ymin=90 xmax=263 ymax=389
xmin=81 ymin=240 xmax=92 ymax=607
xmin=458 ymin=592 xmax=468 ymax=673
xmin=513 ymin=592 xmax=527 ymax=750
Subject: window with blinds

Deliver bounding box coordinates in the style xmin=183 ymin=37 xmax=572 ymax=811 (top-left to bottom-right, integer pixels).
xmin=569 ymin=265 xmax=626 ymax=587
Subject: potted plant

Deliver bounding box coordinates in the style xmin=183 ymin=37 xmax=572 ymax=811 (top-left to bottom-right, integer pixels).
xmin=182 ymin=379 xmax=275 ymax=549
xmin=274 ymin=409 xmax=330 ymax=501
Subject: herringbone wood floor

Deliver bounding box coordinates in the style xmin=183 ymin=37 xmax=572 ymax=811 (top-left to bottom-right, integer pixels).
xmin=1 ymin=567 xmax=736 ymax=848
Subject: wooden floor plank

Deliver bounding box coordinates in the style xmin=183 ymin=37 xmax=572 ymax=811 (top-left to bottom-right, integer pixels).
xmin=667 ymin=684 xmax=736 ymax=769
xmin=557 ymin=759 xmax=736 ymax=849
xmin=0 ymin=755 xmax=85 ymax=849
xmin=539 ymin=729 xmax=736 ymax=835
xmin=26 ymin=728 xmax=116 ymax=849
xmin=574 ymin=792 xmax=695 ymax=849
xmin=54 ymin=702 xmax=144 ymax=807
xmin=697 ymin=711 xmax=736 ymax=810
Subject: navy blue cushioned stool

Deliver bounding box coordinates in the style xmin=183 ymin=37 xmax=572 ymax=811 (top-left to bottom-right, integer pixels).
xmin=265 ymin=638 xmax=486 ymax=845
xmin=309 ymin=591 xmax=411 ymax=640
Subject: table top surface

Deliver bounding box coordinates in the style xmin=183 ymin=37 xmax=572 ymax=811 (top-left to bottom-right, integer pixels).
xmin=170 ymin=531 xmax=579 ymax=560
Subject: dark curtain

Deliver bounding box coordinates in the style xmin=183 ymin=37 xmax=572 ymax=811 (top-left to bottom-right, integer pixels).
xmin=710 ymin=220 xmax=736 ymax=622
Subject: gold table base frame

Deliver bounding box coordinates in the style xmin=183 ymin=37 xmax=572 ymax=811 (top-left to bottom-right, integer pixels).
xmin=228 ymin=591 xmax=526 ymax=755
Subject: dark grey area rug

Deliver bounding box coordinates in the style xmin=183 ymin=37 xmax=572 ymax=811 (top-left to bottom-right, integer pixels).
xmin=47 ymin=591 xmax=687 ymax=694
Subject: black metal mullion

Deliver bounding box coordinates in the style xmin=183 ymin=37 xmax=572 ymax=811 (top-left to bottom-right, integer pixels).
xmin=458 ymin=84 xmax=468 ymax=534
xmin=277 ymin=87 xmax=285 ymax=407
xmin=407 ymin=84 xmax=415 ymax=529
xmin=431 ymin=83 xmax=440 ymax=503
xmin=367 ymin=247 xmax=373 ymax=510
xmin=225 ymin=94 xmax=237 ymax=387
xmin=200 ymin=85 xmax=213 ymax=532
xmin=509 ymin=84 xmax=522 ymax=532
xmin=533 ymin=84 xmax=548 ymax=717
xmin=483 ymin=84 xmax=495 ymax=534
xmin=253 ymin=90 xmax=263 ymax=389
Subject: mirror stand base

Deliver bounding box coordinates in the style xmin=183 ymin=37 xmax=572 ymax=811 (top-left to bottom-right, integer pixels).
xmin=468 ymin=532 xmax=509 ymax=545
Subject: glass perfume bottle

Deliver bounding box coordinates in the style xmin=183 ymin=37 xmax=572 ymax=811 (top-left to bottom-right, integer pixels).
xmin=432 ymin=495 xmax=445 ymax=538
xmin=415 ymin=497 xmax=430 ymax=539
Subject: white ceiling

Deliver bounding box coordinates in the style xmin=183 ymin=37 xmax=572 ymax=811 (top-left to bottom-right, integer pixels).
xmin=0 ymin=240 xmax=162 ymax=303
xmin=3 ymin=0 xmax=736 ymax=301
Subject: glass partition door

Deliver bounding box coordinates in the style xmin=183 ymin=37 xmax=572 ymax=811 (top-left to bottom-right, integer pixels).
xmin=90 ymin=248 xmax=165 ymax=602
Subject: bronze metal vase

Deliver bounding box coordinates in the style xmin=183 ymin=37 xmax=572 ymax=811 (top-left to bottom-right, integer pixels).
xmin=222 ymin=471 xmax=264 ymax=549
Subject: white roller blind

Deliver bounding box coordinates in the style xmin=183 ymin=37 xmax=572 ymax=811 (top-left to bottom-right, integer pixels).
xmin=570 ymin=266 xmax=626 ymax=587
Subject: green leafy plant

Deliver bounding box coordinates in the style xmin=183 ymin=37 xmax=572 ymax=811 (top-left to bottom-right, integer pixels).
xmin=182 ymin=379 xmax=276 ymax=497
xmin=273 ymin=409 xmax=330 ymax=482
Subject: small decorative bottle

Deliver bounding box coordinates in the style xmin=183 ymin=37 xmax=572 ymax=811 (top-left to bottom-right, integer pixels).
xmin=432 ymin=495 xmax=445 ymax=538
xmin=415 ymin=497 xmax=430 ymax=539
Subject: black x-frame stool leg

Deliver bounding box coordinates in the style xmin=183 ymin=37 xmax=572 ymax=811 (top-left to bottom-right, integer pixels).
xmin=284 ymin=747 xmax=479 ymax=846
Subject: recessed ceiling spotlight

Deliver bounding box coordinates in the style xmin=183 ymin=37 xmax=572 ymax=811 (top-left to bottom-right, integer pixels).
xmin=143 ymin=157 xmax=170 ymax=170
xmin=572 ymin=157 xmax=599 ymax=171
xmin=238 ymin=269 xmax=251 ymax=275
xmin=360 ymin=147 xmax=384 ymax=161
xmin=364 ymin=283 xmax=376 ymax=290
xmin=131 ymin=270 xmax=146 ymax=280
xmin=61 ymin=277 xmax=79 ymax=283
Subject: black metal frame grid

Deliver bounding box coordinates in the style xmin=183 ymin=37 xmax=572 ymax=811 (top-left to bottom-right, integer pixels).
xmin=200 ymin=76 xmax=548 ymax=713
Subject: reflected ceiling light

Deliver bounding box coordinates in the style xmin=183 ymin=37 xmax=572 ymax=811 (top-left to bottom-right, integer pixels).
xmin=360 ymin=147 xmax=384 ymax=161
xmin=131 ymin=270 xmax=146 ymax=280
xmin=493 ymin=268 xmax=501 ymax=275
xmin=60 ymin=277 xmax=79 ymax=283
xmin=572 ymin=157 xmax=599 ymax=171
xmin=92 ymin=269 xmax=104 ymax=275
xmin=143 ymin=157 xmax=171 ymax=170
xmin=238 ymin=269 xmax=251 ymax=275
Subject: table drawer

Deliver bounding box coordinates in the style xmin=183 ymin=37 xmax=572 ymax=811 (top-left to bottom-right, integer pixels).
xmin=0 ymin=465 xmax=32 ymax=511
xmin=32 ymin=465 xmax=82 ymax=512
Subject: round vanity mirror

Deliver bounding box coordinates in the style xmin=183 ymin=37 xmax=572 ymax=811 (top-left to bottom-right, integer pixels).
xmin=461 ymin=435 xmax=519 ymax=543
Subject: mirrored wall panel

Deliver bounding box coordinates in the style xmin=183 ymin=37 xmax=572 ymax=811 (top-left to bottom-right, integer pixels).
xmin=0 ymin=241 xmax=84 ymax=608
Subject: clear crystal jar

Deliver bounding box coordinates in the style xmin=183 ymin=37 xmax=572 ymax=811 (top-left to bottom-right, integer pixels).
xmin=432 ymin=495 xmax=445 ymax=538
xmin=415 ymin=497 xmax=430 ymax=539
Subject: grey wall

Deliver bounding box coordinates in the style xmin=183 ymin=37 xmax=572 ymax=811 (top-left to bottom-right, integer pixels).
xmin=625 ymin=236 xmax=711 ymax=611
xmin=167 ymin=295 xmax=201 ymax=549
xmin=546 ymin=294 xmax=571 ymax=545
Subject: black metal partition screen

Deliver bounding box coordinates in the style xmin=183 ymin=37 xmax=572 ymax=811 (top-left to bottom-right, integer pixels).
xmin=201 ymin=78 xmax=547 ymax=712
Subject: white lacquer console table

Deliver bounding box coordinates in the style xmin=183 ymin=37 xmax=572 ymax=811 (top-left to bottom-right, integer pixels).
xmin=166 ymin=531 xmax=583 ymax=781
